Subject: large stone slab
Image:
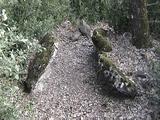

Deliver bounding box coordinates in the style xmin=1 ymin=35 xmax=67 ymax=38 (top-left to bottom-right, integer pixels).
xmin=97 ymin=53 xmax=137 ymax=98
xmin=21 ymin=33 xmax=55 ymax=93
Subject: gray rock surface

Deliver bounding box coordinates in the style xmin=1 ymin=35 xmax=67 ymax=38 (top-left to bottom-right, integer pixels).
xmin=78 ymin=19 xmax=91 ymax=39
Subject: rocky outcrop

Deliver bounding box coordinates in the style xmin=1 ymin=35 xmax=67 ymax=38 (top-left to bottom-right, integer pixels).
xmin=21 ymin=32 xmax=56 ymax=93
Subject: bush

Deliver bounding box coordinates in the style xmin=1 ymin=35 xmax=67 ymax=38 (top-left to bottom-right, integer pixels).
xmin=150 ymin=60 xmax=160 ymax=107
xmin=70 ymin=0 xmax=130 ymax=32
xmin=0 ymin=12 xmax=42 ymax=120
xmin=1 ymin=0 xmax=69 ymax=39
xmin=0 ymin=0 xmax=70 ymax=81
xmin=0 ymin=83 xmax=19 ymax=120
xmin=0 ymin=0 xmax=70 ymax=119
xmin=148 ymin=0 xmax=160 ymax=34
xmin=105 ymin=0 xmax=130 ymax=32
xmin=70 ymin=0 xmax=160 ymax=34
xmin=0 ymin=23 xmax=42 ymax=81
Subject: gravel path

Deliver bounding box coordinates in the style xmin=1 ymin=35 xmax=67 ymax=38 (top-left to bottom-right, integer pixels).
xmin=31 ymin=21 xmax=159 ymax=120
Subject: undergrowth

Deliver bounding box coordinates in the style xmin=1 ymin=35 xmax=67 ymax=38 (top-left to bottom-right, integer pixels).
xmin=70 ymin=0 xmax=160 ymax=34
xmin=0 ymin=0 xmax=70 ymax=119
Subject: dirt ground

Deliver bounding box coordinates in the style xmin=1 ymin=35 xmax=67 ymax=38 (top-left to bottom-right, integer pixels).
xmin=29 ymin=21 xmax=160 ymax=120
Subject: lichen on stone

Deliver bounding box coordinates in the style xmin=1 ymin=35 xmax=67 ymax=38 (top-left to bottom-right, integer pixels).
xmin=97 ymin=53 xmax=137 ymax=98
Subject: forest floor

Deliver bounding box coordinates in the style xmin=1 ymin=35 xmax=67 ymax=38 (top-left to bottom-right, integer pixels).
xmin=22 ymin=21 xmax=160 ymax=120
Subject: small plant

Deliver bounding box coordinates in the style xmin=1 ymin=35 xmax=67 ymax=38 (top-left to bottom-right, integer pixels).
xmin=0 ymin=25 xmax=39 ymax=117
xmin=0 ymin=23 xmax=42 ymax=81
xmin=148 ymin=0 xmax=160 ymax=34
xmin=0 ymin=81 xmax=19 ymax=120
xmin=2 ymin=0 xmax=69 ymax=39
xmin=70 ymin=0 xmax=130 ymax=32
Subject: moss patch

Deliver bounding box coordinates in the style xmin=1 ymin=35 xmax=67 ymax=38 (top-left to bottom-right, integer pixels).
xmin=98 ymin=53 xmax=137 ymax=98
xmin=92 ymin=28 xmax=112 ymax=52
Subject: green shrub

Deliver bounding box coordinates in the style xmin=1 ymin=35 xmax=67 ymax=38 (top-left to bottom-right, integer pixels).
xmin=70 ymin=0 xmax=130 ymax=32
xmin=0 ymin=0 xmax=70 ymax=119
xmin=105 ymin=0 xmax=130 ymax=32
xmin=0 ymin=22 xmax=42 ymax=81
xmin=150 ymin=60 xmax=160 ymax=107
xmin=0 ymin=4 xmax=42 ymax=119
xmin=0 ymin=82 xmax=19 ymax=120
xmin=1 ymin=0 xmax=69 ymax=39
xmin=0 ymin=0 xmax=70 ymax=81
xmin=148 ymin=0 xmax=160 ymax=34
xmin=70 ymin=0 xmax=160 ymax=34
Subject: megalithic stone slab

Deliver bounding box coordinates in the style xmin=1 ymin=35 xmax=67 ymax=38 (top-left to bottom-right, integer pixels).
xmin=97 ymin=53 xmax=137 ymax=98
xmin=21 ymin=33 xmax=55 ymax=93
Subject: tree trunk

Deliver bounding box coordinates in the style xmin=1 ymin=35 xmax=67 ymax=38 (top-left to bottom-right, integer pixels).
xmin=130 ymin=0 xmax=152 ymax=48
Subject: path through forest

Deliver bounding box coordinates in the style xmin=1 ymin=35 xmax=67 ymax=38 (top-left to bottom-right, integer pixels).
xmin=31 ymin=21 xmax=157 ymax=120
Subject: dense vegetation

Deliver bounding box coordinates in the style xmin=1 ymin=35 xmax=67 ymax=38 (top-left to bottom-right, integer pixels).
xmin=0 ymin=0 xmax=160 ymax=119
xmin=70 ymin=0 xmax=130 ymax=32
xmin=0 ymin=0 xmax=69 ymax=119
xmin=70 ymin=0 xmax=160 ymax=34
xmin=148 ymin=0 xmax=160 ymax=34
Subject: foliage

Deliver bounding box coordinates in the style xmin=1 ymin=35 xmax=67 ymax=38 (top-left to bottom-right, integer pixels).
xmin=0 ymin=12 xmax=40 ymax=120
xmin=0 ymin=79 xmax=35 ymax=120
xmin=70 ymin=0 xmax=160 ymax=34
xmin=70 ymin=0 xmax=130 ymax=32
xmin=0 ymin=15 xmax=41 ymax=119
xmin=0 ymin=0 xmax=70 ymax=81
xmin=148 ymin=0 xmax=160 ymax=34
xmin=0 ymin=81 xmax=19 ymax=120
xmin=0 ymin=23 xmax=42 ymax=81
xmin=105 ymin=0 xmax=130 ymax=32
xmin=1 ymin=0 xmax=69 ymax=39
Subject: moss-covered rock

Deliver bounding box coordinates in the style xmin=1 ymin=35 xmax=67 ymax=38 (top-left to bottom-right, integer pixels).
xmin=21 ymin=32 xmax=56 ymax=93
xmin=92 ymin=28 xmax=112 ymax=52
xmin=97 ymin=53 xmax=137 ymax=98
